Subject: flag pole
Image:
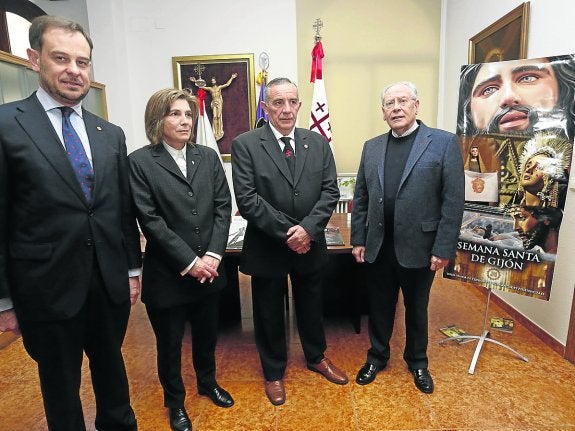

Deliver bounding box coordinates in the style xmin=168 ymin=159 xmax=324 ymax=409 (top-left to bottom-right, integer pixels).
xmin=309 ymin=18 xmax=334 ymax=154
xmin=255 ymin=52 xmax=269 ymax=128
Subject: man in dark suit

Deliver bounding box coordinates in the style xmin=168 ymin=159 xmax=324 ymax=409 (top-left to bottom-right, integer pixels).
xmin=351 ymin=81 xmax=464 ymax=394
xmin=129 ymin=88 xmax=233 ymax=431
xmin=231 ymin=77 xmax=348 ymax=406
xmin=0 ymin=16 xmax=141 ymax=430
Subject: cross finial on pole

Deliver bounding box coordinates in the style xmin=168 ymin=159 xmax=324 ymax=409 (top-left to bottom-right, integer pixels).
xmin=194 ymin=63 xmax=206 ymax=79
xmin=191 ymin=63 xmax=207 ymax=88
xmin=313 ymin=18 xmax=323 ymax=43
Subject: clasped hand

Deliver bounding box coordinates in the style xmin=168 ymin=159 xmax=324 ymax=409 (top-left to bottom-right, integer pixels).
xmin=286 ymin=225 xmax=311 ymax=254
xmin=188 ymin=255 xmax=220 ymax=283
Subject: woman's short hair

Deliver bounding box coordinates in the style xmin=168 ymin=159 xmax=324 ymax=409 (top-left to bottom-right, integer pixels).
xmin=144 ymin=89 xmax=199 ymax=146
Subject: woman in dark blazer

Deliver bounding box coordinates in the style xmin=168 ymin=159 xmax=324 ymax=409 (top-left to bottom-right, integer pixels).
xmin=129 ymin=89 xmax=233 ymax=431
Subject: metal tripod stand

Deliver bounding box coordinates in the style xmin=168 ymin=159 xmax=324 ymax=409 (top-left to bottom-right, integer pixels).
xmin=440 ymin=287 xmax=528 ymax=374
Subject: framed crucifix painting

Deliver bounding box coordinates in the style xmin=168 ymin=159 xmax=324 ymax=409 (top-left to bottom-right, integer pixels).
xmin=172 ymin=53 xmax=256 ymax=161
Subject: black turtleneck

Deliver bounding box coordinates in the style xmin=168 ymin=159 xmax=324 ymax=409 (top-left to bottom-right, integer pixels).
xmin=383 ymin=129 xmax=419 ymax=238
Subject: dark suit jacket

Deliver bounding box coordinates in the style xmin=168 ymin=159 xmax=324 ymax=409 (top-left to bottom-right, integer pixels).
xmin=231 ymin=124 xmax=339 ymax=277
xmin=129 ymin=143 xmax=231 ymax=309
xmin=351 ymin=121 xmax=465 ymax=266
xmin=0 ymin=93 xmax=142 ymax=321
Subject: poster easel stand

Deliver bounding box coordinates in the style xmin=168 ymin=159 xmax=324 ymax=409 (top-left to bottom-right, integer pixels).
xmin=440 ymin=287 xmax=528 ymax=374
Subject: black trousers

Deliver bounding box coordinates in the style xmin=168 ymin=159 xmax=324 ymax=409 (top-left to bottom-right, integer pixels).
xmin=146 ymin=291 xmax=220 ymax=408
xmin=364 ymin=243 xmax=435 ymax=370
xmin=19 ymin=268 xmax=136 ymax=431
xmin=251 ymin=269 xmax=326 ymax=381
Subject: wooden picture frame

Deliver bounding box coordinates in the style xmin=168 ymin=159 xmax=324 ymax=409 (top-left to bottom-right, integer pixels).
xmin=468 ymin=2 xmax=530 ymax=64
xmin=172 ymin=53 xmax=256 ymax=161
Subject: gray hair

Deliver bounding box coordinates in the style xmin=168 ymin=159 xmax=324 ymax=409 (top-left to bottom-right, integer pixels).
xmin=264 ymin=77 xmax=298 ymax=103
xmin=381 ymin=81 xmax=418 ymax=105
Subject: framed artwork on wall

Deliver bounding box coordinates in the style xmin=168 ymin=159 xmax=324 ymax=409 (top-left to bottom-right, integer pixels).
xmin=468 ymin=2 xmax=530 ymax=64
xmin=172 ymin=53 xmax=256 ymax=161
xmin=336 ymin=173 xmax=357 ymax=200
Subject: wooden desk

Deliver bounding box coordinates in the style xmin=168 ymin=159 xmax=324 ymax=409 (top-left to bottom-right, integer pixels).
xmin=225 ymin=212 xmax=352 ymax=253
xmin=323 ymin=213 xmax=366 ymax=333
xmin=325 ymin=213 xmax=353 ymax=253
xmin=222 ymin=213 xmax=366 ymax=332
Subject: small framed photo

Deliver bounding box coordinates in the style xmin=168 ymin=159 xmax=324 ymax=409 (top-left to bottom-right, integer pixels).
xmin=337 ymin=173 xmax=357 ymax=200
xmin=172 ymin=53 xmax=256 ymax=161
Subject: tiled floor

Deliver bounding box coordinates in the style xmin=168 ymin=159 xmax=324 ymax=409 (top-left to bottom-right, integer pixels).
xmin=1 ymin=273 xmax=574 ymax=431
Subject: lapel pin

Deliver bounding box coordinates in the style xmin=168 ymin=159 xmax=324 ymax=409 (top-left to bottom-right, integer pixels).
xmin=96 ymin=126 xmax=102 ymax=131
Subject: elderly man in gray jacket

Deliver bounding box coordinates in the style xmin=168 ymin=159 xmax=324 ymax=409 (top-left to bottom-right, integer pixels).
xmin=351 ymin=81 xmax=464 ymax=394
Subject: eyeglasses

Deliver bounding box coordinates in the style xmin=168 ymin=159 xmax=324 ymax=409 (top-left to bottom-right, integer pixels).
xmin=383 ymin=97 xmax=414 ymax=110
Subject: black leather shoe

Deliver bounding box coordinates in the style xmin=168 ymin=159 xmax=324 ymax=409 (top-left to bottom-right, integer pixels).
xmin=411 ymin=368 xmax=434 ymax=394
xmin=198 ymin=384 xmax=234 ymax=408
xmin=355 ymin=362 xmax=385 ymax=385
xmin=169 ymin=407 xmax=192 ymax=431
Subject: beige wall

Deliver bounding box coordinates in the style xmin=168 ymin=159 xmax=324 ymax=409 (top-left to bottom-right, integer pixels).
xmin=296 ymin=0 xmax=442 ymax=173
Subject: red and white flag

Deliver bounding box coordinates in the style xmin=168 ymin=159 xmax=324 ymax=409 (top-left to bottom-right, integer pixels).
xmin=309 ymin=40 xmax=333 ymax=152
xmin=196 ymin=88 xmax=224 ymax=166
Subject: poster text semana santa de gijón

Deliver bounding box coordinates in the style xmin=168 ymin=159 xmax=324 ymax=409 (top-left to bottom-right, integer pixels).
xmin=444 ymin=54 xmax=574 ymax=301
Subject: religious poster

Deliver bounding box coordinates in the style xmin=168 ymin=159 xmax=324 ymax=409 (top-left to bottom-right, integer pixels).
xmin=444 ymin=54 xmax=574 ymax=300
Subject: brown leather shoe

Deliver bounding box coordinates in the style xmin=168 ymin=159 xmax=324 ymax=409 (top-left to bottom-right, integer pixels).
xmin=307 ymin=357 xmax=349 ymax=385
xmin=264 ymin=380 xmax=285 ymax=405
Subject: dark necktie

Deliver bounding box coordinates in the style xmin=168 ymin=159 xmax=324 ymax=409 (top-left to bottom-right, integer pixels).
xmin=60 ymin=107 xmax=94 ymax=201
xmin=280 ymin=136 xmax=295 ymax=177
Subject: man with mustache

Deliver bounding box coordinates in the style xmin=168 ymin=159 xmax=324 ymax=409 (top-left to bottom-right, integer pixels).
xmin=457 ymin=55 xmax=575 ymax=139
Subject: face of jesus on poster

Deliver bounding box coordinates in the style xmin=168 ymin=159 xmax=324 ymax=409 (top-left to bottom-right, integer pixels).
xmin=469 ymin=58 xmax=559 ymax=134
